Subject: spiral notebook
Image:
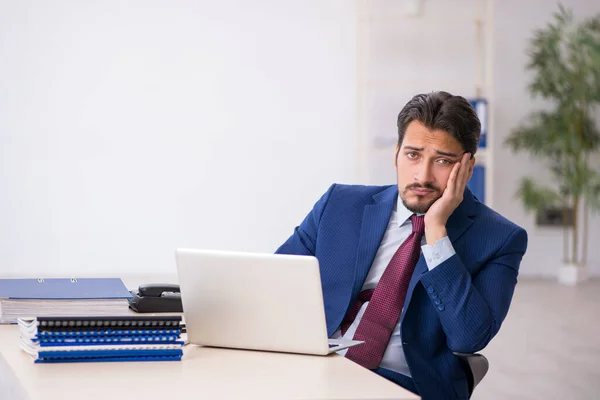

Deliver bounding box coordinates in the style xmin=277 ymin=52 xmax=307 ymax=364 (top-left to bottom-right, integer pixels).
xmin=19 ymin=316 xmax=184 ymax=363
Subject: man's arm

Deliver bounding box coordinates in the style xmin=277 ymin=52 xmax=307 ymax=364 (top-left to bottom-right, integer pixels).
xmin=421 ymin=153 xmax=528 ymax=352
xmin=275 ymin=184 xmax=336 ymax=256
xmin=419 ymin=227 xmax=527 ymax=353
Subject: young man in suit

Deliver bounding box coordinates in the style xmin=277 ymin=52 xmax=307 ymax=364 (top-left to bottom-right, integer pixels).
xmin=276 ymin=91 xmax=528 ymax=400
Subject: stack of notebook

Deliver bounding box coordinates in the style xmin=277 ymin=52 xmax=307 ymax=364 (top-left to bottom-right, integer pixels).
xmin=18 ymin=315 xmax=184 ymax=363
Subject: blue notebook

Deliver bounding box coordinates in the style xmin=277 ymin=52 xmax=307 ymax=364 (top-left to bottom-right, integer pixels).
xmin=35 ymin=354 xmax=183 ymax=363
xmin=37 ymin=328 xmax=182 ymax=337
xmin=37 ymin=349 xmax=183 ymax=359
xmin=0 ymin=278 xmax=132 ymax=300
xmin=37 ymin=336 xmax=184 ymax=346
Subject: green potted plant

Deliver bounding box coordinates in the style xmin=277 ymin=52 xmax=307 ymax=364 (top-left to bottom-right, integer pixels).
xmin=504 ymin=4 xmax=600 ymax=285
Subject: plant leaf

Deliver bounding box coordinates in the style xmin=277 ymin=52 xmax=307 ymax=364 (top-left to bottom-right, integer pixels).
xmin=516 ymin=178 xmax=563 ymax=213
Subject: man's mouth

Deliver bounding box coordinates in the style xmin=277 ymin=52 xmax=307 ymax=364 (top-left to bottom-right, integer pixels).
xmin=410 ymin=187 xmax=435 ymax=196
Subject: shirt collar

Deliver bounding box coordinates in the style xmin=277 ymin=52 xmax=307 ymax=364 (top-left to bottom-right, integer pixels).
xmin=395 ymin=195 xmax=425 ymax=227
xmin=395 ymin=195 xmax=414 ymax=228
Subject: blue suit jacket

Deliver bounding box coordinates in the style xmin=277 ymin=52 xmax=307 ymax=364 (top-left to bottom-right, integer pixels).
xmin=276 ymin=184 xmax=527 ymax=400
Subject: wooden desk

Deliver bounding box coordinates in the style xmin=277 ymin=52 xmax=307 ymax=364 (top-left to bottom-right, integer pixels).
xmin=0 ymin=326 xmax=418 ymax=400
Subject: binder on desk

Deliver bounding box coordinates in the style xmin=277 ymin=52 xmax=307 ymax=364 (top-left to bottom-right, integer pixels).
xmin=467 ymin=164 xmax=485 ymax=204
xmin=0 ymin=278 xmax=133 ymax=323
xmin=18 ymin=316 xmax=184 ymax=363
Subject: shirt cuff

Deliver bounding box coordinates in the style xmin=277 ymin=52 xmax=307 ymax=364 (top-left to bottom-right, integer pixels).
xmin=421 ymin=236 xmax=455 ymax=270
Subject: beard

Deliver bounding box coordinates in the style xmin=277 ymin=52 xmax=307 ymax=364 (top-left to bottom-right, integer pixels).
xmin=401 ymin=182 xmax=442 ymax=214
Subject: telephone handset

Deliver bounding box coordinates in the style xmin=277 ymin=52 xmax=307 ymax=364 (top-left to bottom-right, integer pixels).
xmin=128 ymin=283 xmax=183 ymax=313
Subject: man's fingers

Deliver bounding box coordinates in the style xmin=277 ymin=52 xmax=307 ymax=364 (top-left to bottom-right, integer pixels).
xmin=456 ymin=153 xmax=471 ymax=194
xmin=446 ymin=162 xmax=461 ymax=195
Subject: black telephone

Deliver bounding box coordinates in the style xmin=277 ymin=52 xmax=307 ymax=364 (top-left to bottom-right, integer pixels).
xmin=128 ymin=283 xmax=183 ymax=313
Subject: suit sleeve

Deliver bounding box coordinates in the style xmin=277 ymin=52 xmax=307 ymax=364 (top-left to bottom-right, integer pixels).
xmin=274 ymin=184 xmax=336 ymax=256
xmin=418 ymin=227 xmax=528 ymax=353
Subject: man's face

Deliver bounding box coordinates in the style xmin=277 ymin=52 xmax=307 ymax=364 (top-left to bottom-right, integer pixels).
xmin=395 ymin=120 xmax=473 ymax=214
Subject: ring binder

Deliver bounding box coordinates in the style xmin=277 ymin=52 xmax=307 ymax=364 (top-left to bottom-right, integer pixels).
xmin=0 ymin=278 xmax=134 ymax=323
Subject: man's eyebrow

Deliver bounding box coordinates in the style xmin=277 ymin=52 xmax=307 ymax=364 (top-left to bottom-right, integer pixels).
xmin=402 ymin=146 xmax=424 ymax=151
xmin=435 ymin=150 xmax=460 ymax=158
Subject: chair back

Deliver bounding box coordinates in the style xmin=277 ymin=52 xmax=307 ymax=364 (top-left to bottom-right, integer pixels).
xmin=453 ymin=352 xmax=489 ymax=398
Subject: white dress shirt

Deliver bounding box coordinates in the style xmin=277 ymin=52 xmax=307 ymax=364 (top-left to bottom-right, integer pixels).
xmin=331 ymin=196 xmax=455 ymax=377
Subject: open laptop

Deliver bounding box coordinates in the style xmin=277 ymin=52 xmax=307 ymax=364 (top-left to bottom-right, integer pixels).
xmin=175 ymin=248 xmax=363 ymax=355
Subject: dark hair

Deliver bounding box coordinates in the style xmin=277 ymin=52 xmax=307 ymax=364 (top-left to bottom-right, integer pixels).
xmin=396 ymin=91 xmax=481 ymax=155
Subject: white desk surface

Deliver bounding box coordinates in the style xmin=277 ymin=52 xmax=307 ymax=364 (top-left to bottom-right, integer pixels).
xmin=0 ymin=325 xmax=419 ymax=400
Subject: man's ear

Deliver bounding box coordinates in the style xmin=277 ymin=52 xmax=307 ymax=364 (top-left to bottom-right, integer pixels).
xmin=394 ymin=144 xmax=399 ymax=168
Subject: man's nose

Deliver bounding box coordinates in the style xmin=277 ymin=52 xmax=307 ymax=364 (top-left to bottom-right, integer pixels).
xmin=414 ymin=162 xmax=433 ymax=183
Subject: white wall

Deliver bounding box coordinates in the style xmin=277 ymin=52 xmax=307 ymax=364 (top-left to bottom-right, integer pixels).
xmin=3 ymin=0 xmax=598 ymax=280
xmin=0 ymin=0 xmax=358 ymax=277
xmin=491 ymin=0 xmax=600 ymax=277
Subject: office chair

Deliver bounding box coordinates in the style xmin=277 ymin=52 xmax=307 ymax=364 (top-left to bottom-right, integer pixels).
xmin=453 ymin=352 xmax=489 ymax=398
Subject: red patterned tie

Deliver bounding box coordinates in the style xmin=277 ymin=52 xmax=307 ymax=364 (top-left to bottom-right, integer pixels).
xmin=345 ymin=214 xmax=425 ymax=369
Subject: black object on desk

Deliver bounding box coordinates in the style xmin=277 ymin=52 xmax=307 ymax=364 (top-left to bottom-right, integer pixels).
xmin=128 ymin=284 xmax=183 ymax=313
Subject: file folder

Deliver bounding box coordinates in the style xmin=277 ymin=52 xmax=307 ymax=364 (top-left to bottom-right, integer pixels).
xmin=0 ymin=278 xmax=133 ymax=323
xmin=469 ymin=98 xmax=487 ymax=148
xmin=0 ymin=278 xmax=132 ymax=299
xmin=467 ymin=164 xmax=485 ymax=204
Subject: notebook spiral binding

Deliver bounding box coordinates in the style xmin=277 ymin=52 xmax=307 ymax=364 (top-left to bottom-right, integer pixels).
xmin=36 ymin=316 xmax=182 ymax=330
xmin=37 ymin=329 xmax=181 ymax=337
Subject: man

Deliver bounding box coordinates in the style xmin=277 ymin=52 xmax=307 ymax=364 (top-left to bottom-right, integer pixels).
xmin=276 ymin=91 xmax=528 ymax=400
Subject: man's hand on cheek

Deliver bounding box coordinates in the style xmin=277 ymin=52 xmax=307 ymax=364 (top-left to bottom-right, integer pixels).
xmin=424 ymin=153 xmax=472 ymax=245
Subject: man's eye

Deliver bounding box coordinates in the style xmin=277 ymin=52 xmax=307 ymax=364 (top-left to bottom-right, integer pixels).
xmin=406 ymin=152 xmax=418 ymax=159
xmin=437 ymin=159 xmax=452 ymax=165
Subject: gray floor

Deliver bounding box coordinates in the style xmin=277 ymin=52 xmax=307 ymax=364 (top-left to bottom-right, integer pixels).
xmin=473 ymin=279 xmax=600 ymax=400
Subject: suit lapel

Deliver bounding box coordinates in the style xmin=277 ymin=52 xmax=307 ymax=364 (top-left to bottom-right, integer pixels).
xmin=445 ymin=207 xmax=474 ymax=243
xmin=352 ymin=186 xmax=398 ymax=300
xmin=399 ymin=188 xmax=476 ymax=324
xmin=445 ymin=187 xmax=476 ymax=243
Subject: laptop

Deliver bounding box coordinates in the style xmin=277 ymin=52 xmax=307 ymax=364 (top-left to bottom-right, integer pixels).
xmin=175 ymin=248 xmax=363 ymax=355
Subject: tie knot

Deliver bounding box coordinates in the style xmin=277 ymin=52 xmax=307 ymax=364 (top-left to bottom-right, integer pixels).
xmin=410 ymin=214 xmax=425 ymax=234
